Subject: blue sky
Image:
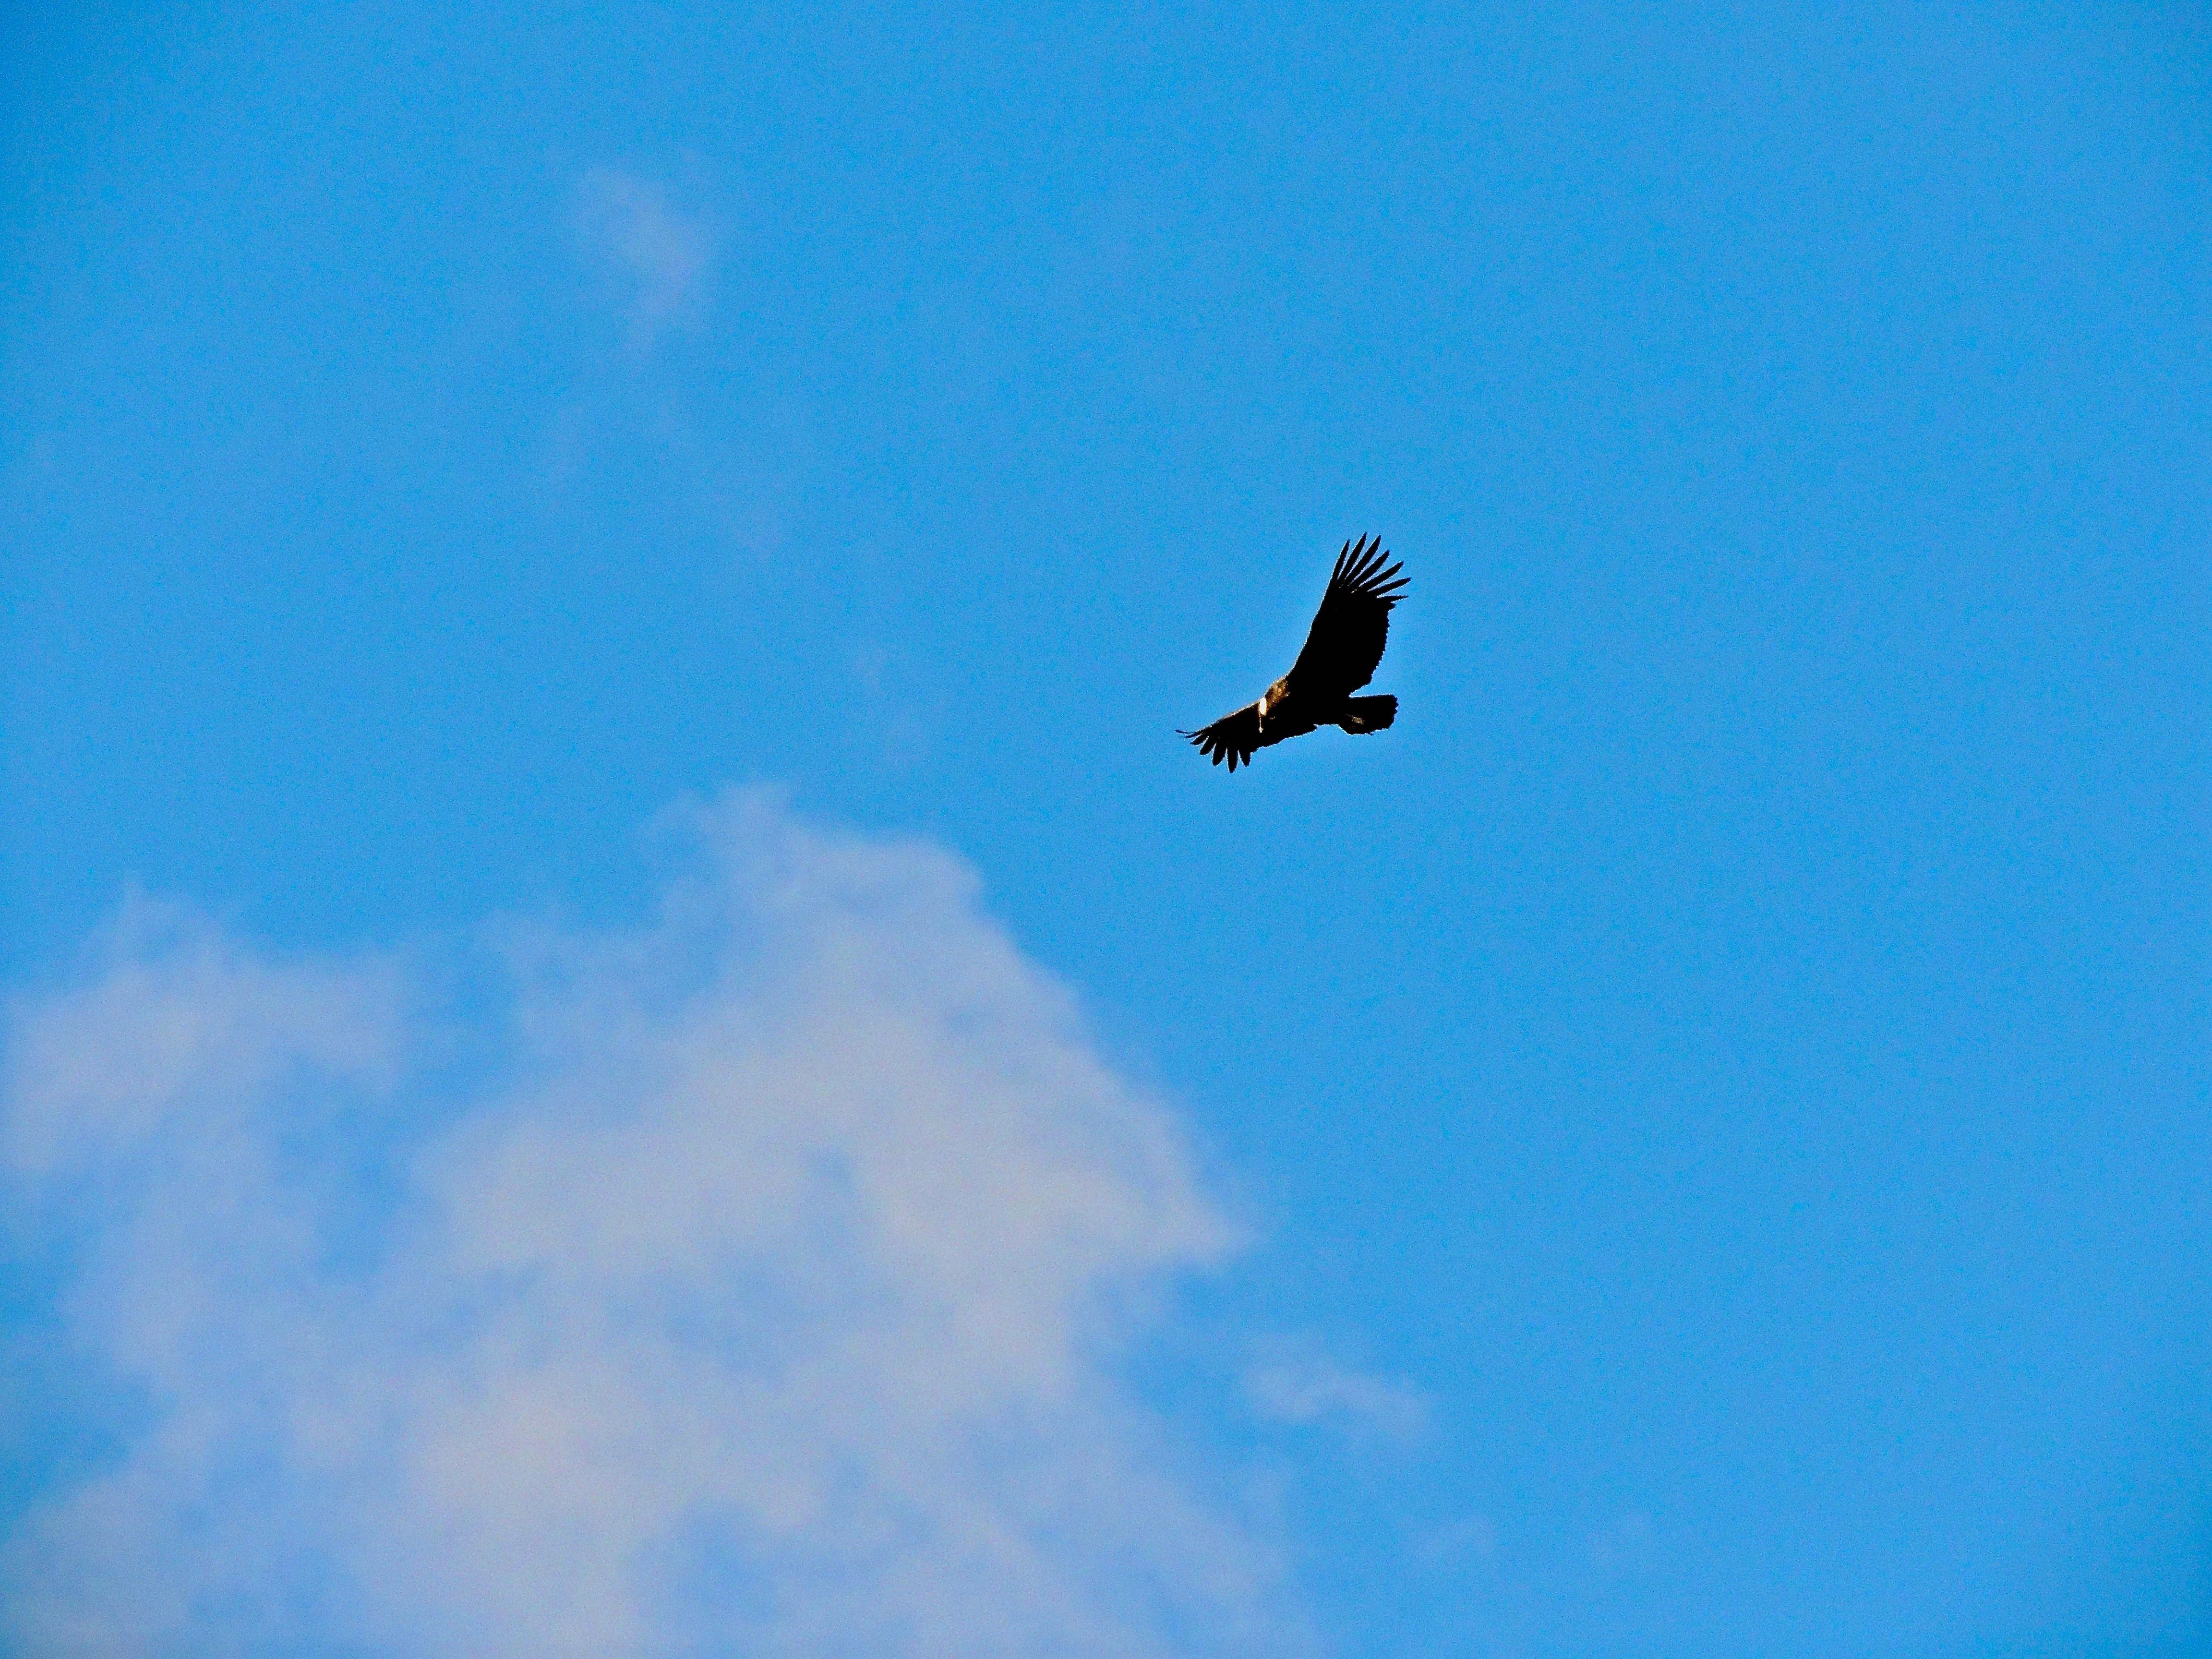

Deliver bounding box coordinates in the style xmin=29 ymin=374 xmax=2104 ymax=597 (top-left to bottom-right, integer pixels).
xmin=2 ymin=1 xmax=2207 ymax=1654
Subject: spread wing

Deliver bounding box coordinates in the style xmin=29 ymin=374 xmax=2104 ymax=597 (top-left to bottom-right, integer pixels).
xmin=1286 ymin=535 xmax=1406 ymax=700
xmin=1178 ymin=701 xmax=1262 ymax=770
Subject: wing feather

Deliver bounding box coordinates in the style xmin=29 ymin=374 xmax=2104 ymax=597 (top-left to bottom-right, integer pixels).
xmin=1286 ymin=534 xmax=1406 ymax=699
xmin=1178 ymin=701 xmax=1263 ymax=771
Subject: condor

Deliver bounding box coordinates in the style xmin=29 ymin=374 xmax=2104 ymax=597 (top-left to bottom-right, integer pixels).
xmin=1179 ymin=535 xmax=1406 ymax=771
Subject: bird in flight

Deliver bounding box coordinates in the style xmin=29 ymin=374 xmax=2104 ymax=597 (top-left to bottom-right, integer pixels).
xmin=1179 ymin=535 xmax=1407 ymax=771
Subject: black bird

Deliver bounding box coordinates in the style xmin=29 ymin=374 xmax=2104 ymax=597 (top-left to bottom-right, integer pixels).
xmin=1180 ymin=536 xmax=1407 ymax=770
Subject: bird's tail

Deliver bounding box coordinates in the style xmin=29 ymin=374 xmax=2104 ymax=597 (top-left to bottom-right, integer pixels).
xmin=1337 ymin=695 xmax=1396 ymax=734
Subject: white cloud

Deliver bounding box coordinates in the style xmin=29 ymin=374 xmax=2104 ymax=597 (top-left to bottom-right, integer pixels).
xmin=1244 ymin=1342 xmax=1431 ymax=1443
xmin=2 ymin=792 xmax=1298 ymax=1657
xmin=575 ymin=167 xmax=716 ymax=348
xmin=3 ymin=892 xmax=401 ymax=1181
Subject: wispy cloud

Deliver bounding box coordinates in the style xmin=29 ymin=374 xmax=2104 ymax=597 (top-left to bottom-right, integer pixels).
xmin=2 ymin=792 xmax=1298 ymax=1656
xmin=574 ymin=167 xmax=716 ymax=349
xmin=1244 ymin=1341 xmax=1431 ymax=1443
